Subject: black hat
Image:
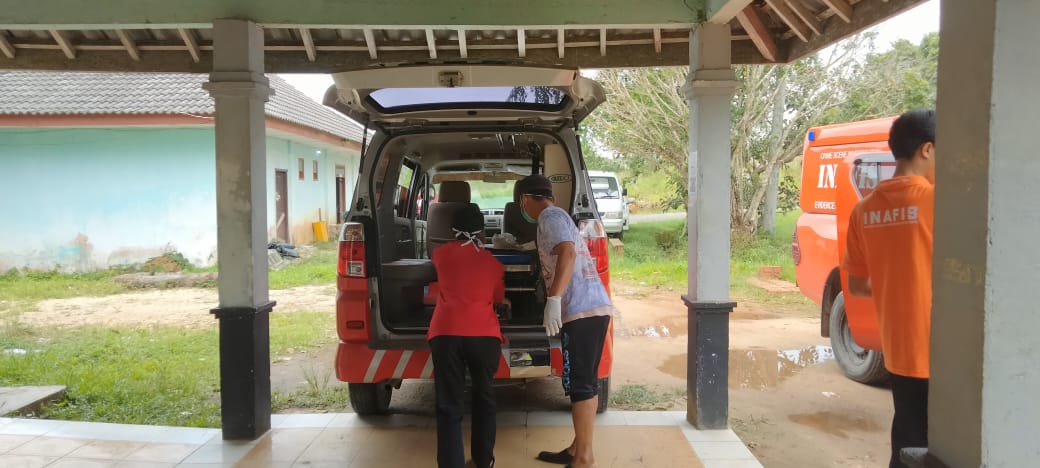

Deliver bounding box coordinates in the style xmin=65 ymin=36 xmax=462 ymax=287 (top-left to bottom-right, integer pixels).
xmin=453 ymin=203 xmax=485 ymax=235
xmin=516 ymin=174 xmax=555 ymax=198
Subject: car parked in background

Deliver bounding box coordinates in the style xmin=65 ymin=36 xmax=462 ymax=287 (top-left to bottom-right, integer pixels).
xmin=589 ymin=171 xmax=629 ymax=239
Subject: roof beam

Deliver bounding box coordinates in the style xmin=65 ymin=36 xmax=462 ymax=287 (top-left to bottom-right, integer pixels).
xmin=426 ymin=28 xmax=437 ymax=59
xmin=49 ymin=29 xmax=75 ymax=59
xmin=653 ymin=28 xmax=662 ymax=53
xmin=599 ymin=28 xmax=607 ymax=56
xmin=786 ymin=0 xmax=823 ymax=36
xmin=821 ymin=0 xmax=854 ymax=23
xmin=557 ymin=28 xmax=564 ymax=58
xmin=785 ymin=0 xmax=926 ymax=62
xmin=707 ymin=0 xmax=756 ymax=24
xmin=735 ymin=5 xmax=777 ymax=62
xmin=363 ymin=28 xmax=378 ymax=59
xmin=0 ymin=0 xmax=700 ymax=28
xmin=0 ymin=32 xmax=14 ymax=58
xmin=178 ymin=28 xmax=200 ymax=63
xmin=457 ymin=29 xmax=468 ymax=58
xmin=517 ymin=28 xmax=526 ymax=58
xmin=299 ymin=28 xmax=316 ymax=61
xmin=764 ymin=0 xmax=812 ymax=42
xmin=114 ymin=29 xmax=140 ymax=61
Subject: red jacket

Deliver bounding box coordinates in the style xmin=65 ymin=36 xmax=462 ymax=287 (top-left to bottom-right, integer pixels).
xmin=427 ymin=241 xmax=505 ymax=341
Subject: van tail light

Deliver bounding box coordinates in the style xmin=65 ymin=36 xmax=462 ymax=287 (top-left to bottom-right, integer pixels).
xmin=579 ymin=219 xmax=611 ymax=294
xmin=337 ymin=222 xmax=371 ymax=343
xmin=338 ymin=222 xmax=366 ymax=278
xmin=792 ymin=228 xmax=802 ymax=266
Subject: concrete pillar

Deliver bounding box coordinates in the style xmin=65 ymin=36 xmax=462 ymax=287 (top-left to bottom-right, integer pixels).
xmin=682 ymin=24 xmax=738 ymax=430
xmin=925 ymin=1 xmax=1040 ymax=466
xmin=202 ymin=19 xmax=276 ymax=441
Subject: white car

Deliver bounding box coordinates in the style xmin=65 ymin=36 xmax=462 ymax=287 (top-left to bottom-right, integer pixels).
xmin=589 ymin=171 xmax=630 ymax=239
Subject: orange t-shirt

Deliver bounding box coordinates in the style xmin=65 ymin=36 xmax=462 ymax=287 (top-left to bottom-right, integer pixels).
xmin=843 ymin=176 xmax=934 ymax=378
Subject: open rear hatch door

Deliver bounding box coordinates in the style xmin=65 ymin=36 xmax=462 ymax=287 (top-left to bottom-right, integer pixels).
xmin=323 ymin=65 xmax=604 ymax=131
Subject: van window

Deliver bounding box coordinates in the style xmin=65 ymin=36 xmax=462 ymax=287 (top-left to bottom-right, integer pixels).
xmin=590 ymin=176 xmax=620 ymax=199
xmin=394 ymin=165 xmax=416 ymax=218
xmin=370 ymin=86 xmax=567 ymax=110
xmin=852 ymin=154 xmax=896 ymax=199
xmin=469 ymin=181 xmax=515 ymax=210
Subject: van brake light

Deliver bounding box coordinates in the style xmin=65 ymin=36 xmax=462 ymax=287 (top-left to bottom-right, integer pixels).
xmin=338 ymin=222 xmax=367 ymax=278
xmin=579 ymin=218 xmax=610 ymax=276
xmin=792 ymin=229 xmax=802 ymax=266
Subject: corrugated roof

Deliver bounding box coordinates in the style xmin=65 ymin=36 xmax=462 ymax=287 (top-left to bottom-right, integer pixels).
xmin=0 ymin=71 xmax=363 ymax=143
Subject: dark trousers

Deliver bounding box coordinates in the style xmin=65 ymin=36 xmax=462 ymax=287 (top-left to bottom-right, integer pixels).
xmin=890 ymin=374 xmax=929 ymax=468
xmin=430 ymin=336 xmax=501 ymax=468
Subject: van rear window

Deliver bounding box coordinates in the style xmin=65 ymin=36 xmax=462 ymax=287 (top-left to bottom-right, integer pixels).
xmin=369 ymin=86 xmax=566 ymax=110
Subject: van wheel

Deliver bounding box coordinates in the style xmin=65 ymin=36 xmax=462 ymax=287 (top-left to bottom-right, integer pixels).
xmin=616 ymin=231 xmax=624 ymax=241
xmin=829 ymin=293 xmax=890 ymax=385
xmin=348 ymin=381 xmax=392 ymax=415
xmin=597 ymin=377 xmax=610 ymax=413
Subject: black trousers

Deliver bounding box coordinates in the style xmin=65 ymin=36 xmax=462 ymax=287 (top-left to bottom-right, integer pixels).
xmin=430 ymin=336 xmax=501 ymax=468
xmin=890 ymin=374 xmax=929 ymax=468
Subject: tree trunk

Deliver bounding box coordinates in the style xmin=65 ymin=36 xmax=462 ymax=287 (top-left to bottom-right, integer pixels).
xmin=761 ymin=72 xmax=786 ymax=234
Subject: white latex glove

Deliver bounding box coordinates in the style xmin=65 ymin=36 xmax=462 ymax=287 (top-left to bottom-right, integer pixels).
xmin=543 ymin=296 xmax=563 ymax=336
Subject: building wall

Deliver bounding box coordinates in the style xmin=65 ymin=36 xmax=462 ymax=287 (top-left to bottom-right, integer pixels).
xmin=0 ymin=125 xmax=359 ymax=272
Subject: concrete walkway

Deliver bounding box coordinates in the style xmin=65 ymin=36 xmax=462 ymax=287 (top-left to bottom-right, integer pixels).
xmin=0 ymin=411 xmax=761 ymax=467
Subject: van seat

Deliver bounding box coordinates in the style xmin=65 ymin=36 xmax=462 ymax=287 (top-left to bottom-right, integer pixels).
xmin=428 ymin=181 xmax=474 ymax=255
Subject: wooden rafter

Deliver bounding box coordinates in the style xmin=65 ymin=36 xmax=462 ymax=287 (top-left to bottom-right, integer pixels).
xmin=425 ymin=29 xmax=437 ymax=59
xmin=0 ymin=32 xmax=15 ymax=59
xmin=517 ymin=28 xmax=526 ymax=57
xmin=599 ymin=28 xmax=607 ymax=56
xmin=557 ymin=28 xmax=564 ymax=58
xmin=363 ymin=28 xmax=377 ymax=59
xmin=786 ymin=0 xmax=823 ymax=36
xmin=299 ymin=28 xmax=316 ymax=61
xmin=457 ymin=29 xmax=468 ymax=58
xmin=177 ymin=28 xmax=200 ymax=63
xmin=736 ymin=5 xmax=777 ymax=62
xmin=114 ymin=29 xmax=140 ymax=61
xmin=49 ymin=30 xmax=75 ymax=59
xmin=764 ymin=0 xmax=811 ymax=42
xmin=653 ymin=28 xmax=662 ymax=53
xmin=821 ymin=0 xmax=854 ymax=23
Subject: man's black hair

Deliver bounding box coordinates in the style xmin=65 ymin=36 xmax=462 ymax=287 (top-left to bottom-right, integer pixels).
xmin=888 ymin=109 xmax=936 ymax=160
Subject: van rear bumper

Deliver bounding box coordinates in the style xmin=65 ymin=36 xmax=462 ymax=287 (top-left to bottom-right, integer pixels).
xmin=335 ymin=341 xmax=563 ymax=383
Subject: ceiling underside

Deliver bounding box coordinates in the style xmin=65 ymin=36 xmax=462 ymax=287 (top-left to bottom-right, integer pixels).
xmin=0 ymin=0 xmax=925 ymax=72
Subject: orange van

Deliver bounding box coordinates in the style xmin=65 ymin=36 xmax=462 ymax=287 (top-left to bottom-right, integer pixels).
xmin=792 ymin=117 xmax=897 ymax=385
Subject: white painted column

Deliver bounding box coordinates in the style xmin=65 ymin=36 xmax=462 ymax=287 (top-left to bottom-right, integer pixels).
xmin=926 ymin=1 xmax=1040 ymax=466
xmin=202 ymin=18 xmax=275 ymax=441
xmin=682 ymin=24 xmax=738 ymax=429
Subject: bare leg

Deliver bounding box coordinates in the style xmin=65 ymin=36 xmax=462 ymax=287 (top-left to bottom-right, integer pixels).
xmin=570 ymin=397 xmax=598 ymax=468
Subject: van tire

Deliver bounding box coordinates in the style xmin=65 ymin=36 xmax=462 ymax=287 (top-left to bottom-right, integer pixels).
xmin=597 ymin=377 xmax=610 ymax=413
xmin=348 ymin=381 xmax=392 ymax=415
xmin=829 ymin=293 xmax=890 ymax=385
xmin=616 ymin=231 xmax=624 ymax=241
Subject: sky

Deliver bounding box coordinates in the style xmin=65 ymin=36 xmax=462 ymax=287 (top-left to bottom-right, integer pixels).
xmin=280 ymin=0 xmax=939 ymax=105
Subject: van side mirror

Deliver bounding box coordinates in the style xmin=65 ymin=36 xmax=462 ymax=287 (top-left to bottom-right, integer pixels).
xmin=622 ymin=188 xmax=628 ymax=197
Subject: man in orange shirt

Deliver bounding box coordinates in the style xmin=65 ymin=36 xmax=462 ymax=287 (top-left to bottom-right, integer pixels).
xmin=844 ymin=109 xmax=935 ymax=468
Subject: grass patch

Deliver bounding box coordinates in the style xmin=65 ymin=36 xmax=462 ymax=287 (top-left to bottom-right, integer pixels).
xmin=611 ymin=212 xmax=811 ymax=305
xmin=609 ymin=384 xmax=685 ymax=411
xmin=0 ymin=311 xmax=335 ymax=427
xmin=272 ymin=365 xmax=351 ymax=413
xmin=269 ymin=242 xmax=338 ymax=290
xmin=0 ymin=270 xmax=127 ymax=303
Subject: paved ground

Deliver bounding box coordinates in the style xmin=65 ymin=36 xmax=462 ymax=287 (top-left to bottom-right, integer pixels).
xmin=0 ymin=412 xmax=760 ymax=468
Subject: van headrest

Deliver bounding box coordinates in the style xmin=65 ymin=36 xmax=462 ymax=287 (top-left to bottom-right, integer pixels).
xmin=439 ymin=181 xmax=471 ymax=203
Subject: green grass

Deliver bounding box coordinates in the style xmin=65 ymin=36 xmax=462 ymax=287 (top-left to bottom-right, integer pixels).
xmin=0 ymin=270 xmax=127 ymax=303
xmin=612 ymin=212 xmax=805 ymax=301
xmin=268 ymin=242 xmax=338 ymax=290
xmin=0 ymin=311 xmax=336 ymax=427
xmin=610 ymin=384 xmax=685 ymax=411
xmin=272 ymin=365 xmax=352 ymax=413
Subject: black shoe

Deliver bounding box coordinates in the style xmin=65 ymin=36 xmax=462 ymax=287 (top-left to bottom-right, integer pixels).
xmin=536 ymin=448 xmax=574 ymax=465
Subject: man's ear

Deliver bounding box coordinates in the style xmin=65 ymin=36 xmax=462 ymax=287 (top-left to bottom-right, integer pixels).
xmin=920 ymin=142 xmax=936 ymax=160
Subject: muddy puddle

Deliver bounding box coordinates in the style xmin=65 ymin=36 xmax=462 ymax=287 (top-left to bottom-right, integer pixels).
xmin=658 ymin=345 xmax=835 ymax=390
xmin=788 ymin=411 xmax=883 ymax=438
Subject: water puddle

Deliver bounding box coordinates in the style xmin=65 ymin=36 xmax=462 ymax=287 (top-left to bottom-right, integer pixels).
xmin=788 ymin=411 xmax=882 ymax=438
xmin=657 ymin=345 xmax=835 ymax=390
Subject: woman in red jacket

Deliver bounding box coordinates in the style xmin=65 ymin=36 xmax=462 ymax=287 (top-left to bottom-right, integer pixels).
xmin=428 ymin=203 xmax=507 ymax=468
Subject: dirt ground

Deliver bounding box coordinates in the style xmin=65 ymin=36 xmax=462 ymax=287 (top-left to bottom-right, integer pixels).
xmin=22 ymin=281 xmax=893 ymax=467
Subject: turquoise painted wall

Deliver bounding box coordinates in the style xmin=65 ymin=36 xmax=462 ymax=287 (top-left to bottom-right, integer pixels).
xmin=0 ymin=126 xmax=358 ymax=272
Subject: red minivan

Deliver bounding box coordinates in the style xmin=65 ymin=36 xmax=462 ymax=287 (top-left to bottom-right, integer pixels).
xmin=793 ymin=117 xmax=897 ymax=385
xmin=324 ymin=65 xmax=615 ymax=413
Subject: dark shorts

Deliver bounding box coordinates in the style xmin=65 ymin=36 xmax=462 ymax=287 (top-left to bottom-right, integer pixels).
xmin=561 ymin=315 xmax=610 ymax=403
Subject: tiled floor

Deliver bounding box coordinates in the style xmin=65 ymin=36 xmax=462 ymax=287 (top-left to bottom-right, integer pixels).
xmin=0 ymin=412 xmax=762 ymax=468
